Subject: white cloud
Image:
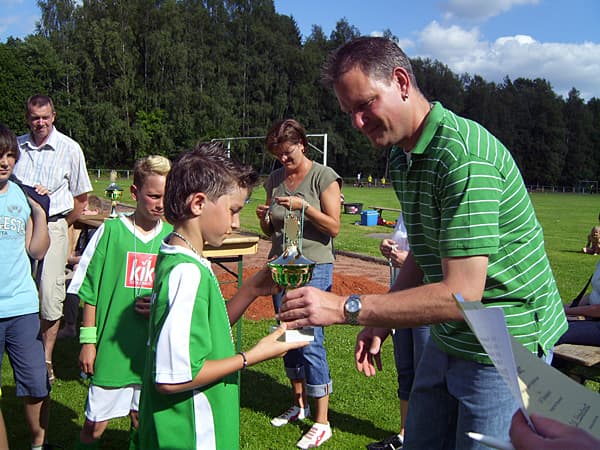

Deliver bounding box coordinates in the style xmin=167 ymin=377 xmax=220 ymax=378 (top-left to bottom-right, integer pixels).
xmin=440 ymin=0 xmax=540 ymax=21
xmin=413 ymin=21 xmax=600 ymax=100
xmin=0 ymin=13 xmax=38 ymax=40
xmin=0 ymin=15 xmax=19 ymax=35
xmin=418 ymin=21 xmax=486 ymax=61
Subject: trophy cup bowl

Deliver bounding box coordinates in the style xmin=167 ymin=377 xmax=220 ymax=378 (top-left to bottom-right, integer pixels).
xmin=268 ymin=261 xmax=315 ymax=289
xmin=267 ymin=250 xmax=316 ymax=342
xmin=104 ymin=182 xmax=123 ymax=218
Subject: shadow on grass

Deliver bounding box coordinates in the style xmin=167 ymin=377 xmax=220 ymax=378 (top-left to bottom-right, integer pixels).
xmin=240 ymin=369 xmax=393 ymax=440
xmin=1 ymin=384 xmax=82 ymax=449
xmin=52 ymin=332 xmax=84 ymax=382
xmin=562 ymin=249 xmax=600 ymax=255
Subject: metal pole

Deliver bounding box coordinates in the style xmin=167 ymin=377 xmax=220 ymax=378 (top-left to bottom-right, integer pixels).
xmin=323 ymin=133 xmax=328 ymax=167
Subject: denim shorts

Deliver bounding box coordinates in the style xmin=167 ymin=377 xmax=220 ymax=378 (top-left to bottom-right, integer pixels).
xmin=0 ymin=313 xmax=50 ymax=398
xmin=272 ymin=263 xmax=333 ymax=398
xmin=392 ymin=325 xmax=430 ymax=400
xmin=403 ymin=339 xmax=518 ymax=450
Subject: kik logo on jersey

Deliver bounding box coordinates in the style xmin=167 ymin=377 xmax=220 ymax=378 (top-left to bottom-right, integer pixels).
xmin=125 ymin=252 xmax=158 ymax=289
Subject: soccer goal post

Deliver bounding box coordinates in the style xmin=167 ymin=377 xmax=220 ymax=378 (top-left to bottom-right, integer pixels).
xmin=211 ymin=133 xmax=328 ymax=167
xmin=576 ymin=180 xmax=598 ymax=194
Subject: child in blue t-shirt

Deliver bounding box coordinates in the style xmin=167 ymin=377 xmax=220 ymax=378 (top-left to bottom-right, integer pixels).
xmin=0 ymin=123 xmax=50 ymax=449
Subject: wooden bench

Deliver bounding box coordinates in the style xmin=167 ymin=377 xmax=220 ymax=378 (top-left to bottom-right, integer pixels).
xmin=553 ymin=344 xmax=600 ymax=385
xmin=368 ymin=205 xmax=401 ymax=218
xmin=368 ymin=206 xmax=402 ymax=214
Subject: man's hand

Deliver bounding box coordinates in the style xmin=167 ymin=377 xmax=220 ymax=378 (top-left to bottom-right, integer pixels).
xmin=510 ymin=410 xmax=600 ymax=450
xmin=277 ymin=286 xmax=346 ymax=328
xmin=355 ymin=327 xmax=390 ymax=376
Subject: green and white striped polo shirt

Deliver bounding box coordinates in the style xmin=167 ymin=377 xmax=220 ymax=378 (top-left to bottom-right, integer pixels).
xmin=390 ymin=102 xmax=567 ymax=364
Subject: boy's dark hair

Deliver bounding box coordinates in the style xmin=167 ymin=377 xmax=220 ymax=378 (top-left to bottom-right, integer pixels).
xmin=0 ymin=123 xmax=20 ymax=161
xmin=165 ymin=142 xmax=258 ymax=223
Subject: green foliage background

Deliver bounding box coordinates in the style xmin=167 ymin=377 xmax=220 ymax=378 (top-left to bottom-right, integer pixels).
xmin=0 ymin=0 xmax=599 ymax=187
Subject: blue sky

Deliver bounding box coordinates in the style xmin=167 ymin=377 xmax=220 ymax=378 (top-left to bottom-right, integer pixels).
xmin=2 ymin=0 xmax=599 ymax=99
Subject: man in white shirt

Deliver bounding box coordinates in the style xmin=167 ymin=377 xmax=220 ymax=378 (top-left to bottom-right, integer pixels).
xmin=14 ymin=94 xmax=92 ymax=383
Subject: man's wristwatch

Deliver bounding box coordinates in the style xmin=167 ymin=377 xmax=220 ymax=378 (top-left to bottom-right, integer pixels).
xmin=344 ymin=294 xmax=362 ymax=325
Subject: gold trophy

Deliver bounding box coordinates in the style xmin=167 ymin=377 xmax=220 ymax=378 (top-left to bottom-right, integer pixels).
xmin=268 ymin=205 xmax=315 ymax=342
xmin=105 ymin=182 xmax=123 ymax=218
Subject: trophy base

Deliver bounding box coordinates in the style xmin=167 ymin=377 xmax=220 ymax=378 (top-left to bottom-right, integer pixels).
xmin=271 ymin=326 xmax=315 ymax=342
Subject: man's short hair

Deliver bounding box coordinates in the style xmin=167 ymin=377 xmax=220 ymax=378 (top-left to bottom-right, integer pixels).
xmin=26 ymin=95 xmax=55 ymax=115
xmin=133 ymin=155 xmax=171 ymax=188
xmin=321 ymin=36 xmax=418 ymax=88
xmin=0 ymin=123 xmax=20 ymax=161
xmin=164 ymin=142 xmax=258 ymax=224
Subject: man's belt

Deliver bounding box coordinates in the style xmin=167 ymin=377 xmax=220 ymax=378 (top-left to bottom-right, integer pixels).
xmin=48 ymin=213 xmax=68 ymax=222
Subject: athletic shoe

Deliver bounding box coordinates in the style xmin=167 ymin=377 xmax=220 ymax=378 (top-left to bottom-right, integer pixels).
xmin=366 ymin=434 xmax=403 ymax=450
xmin=296 ymin=422 xmax=332 ymax=449
xmin=271 ymin=405 xmax=311 ymax=427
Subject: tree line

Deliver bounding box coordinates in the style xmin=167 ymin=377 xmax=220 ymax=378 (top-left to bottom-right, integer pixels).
xmin=0 ymin=0 xmax=598 ymax=186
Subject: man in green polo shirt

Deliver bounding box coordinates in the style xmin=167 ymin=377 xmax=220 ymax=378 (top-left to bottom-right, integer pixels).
xmin=278 ymin=36 xmax=567 ymax=450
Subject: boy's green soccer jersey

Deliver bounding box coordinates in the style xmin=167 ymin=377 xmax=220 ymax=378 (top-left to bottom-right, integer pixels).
xmin=68 ymin=216 xmax=172 ymax=386
xmin=139 ymin=243 xmax=239 ymax=450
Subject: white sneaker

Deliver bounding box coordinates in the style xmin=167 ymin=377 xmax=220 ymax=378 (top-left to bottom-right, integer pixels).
xmin=296 ymin=422 xmax=332 ymax=449
xmin=270 ymin=405 xmax=311 ymax=427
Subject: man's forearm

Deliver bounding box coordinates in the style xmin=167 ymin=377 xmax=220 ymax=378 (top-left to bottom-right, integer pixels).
xmin=358 ymin=284 xmax=465 ymax=329
xmin=66 ymin=193 xmax=88 ymax=225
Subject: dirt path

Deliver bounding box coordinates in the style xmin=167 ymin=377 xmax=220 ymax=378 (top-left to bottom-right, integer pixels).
xmin=214 ymin=237 xmax=391 ymax=320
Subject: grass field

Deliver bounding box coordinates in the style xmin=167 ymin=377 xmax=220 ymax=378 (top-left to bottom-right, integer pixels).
xmin=2 ymin=182 xmax=599 ymax=448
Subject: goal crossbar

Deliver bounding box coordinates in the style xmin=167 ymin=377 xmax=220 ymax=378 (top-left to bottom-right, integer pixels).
xmin=211 ymin=134 xmax=328 ymax=166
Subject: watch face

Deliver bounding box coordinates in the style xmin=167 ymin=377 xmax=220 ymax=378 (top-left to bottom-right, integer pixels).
xmin=346 ymin=297 xmax=360 ymax=313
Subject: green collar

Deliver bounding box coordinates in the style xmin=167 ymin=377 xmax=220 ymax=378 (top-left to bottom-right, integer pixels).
xmin=395 ymin=101 xmax=444 ymax=156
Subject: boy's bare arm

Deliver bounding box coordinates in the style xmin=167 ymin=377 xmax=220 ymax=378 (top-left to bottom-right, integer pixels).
xmin=66 ymin=193 xmax=88 ymax=226
xmin=156 ymin=324 xmax=307 ymax=394
xmin=25 ymin=196 xmax=50 ymax=260
xmin=80 ymin=303 xmax=98 ymax=375
xmin=225 ymin=266 xmax=279 ymax=324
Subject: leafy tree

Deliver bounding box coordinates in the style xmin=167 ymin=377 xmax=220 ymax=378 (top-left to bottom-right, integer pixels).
xmin=0 ymin=0 xmax=595 ymax=186
xmin=562 ymin=88 xmax=595 ymax=184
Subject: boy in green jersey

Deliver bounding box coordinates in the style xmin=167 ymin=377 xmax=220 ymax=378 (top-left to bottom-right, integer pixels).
xmin=68 ymin=155 xmax=172 ymax=449
xmin=138 ymin=142 xmax=308 ymax=449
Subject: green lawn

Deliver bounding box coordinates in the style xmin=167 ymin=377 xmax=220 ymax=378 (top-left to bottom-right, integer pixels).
xmin=3 ymin=185 xmax=599 ymax=448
